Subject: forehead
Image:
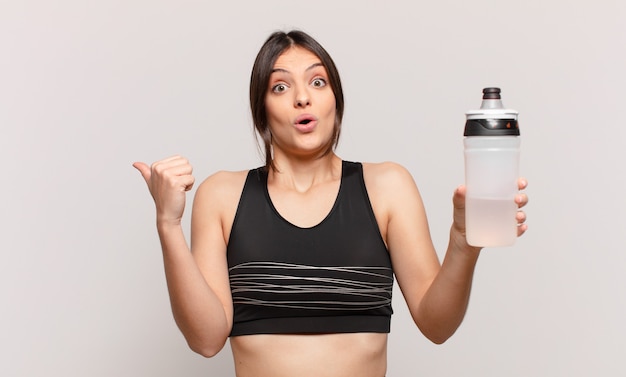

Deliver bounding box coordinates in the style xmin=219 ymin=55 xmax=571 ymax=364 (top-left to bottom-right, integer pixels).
xmin=273 ymin=46 xmax=323 ymax=70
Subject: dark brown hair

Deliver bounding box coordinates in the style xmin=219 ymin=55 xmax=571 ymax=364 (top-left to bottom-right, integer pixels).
xmin=249 ymin=30 xmax=345 ymax=171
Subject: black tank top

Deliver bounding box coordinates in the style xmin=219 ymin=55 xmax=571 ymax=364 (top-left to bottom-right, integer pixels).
xmin=227 ymin=161 xmax=393 ymax=336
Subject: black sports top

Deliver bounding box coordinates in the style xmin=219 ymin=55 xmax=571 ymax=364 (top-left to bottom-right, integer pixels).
xmin=227 ymin=161 xmax=393 ymax=336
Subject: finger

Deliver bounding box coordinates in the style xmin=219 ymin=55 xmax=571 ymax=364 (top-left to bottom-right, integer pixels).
xmin=153 ymin=157 xmax=192 ymax=175
xmin=517 ymin=223 xmax=528 ymax=237
xmin=180 ymin=175 xmax=195 ymax=192
xmin=154 ymin=163 xmax=193 ymax=179
xmin=160 ymin=155 xmax=185 ymax=163
xmin=159 ymin=156 xmax=190 ymax=168
xmin=517 ymin=177 xmax=528 ymax=190
xmin=516 ymin=210 xmax=527 ymax=224
xmin=132 ymin=162 xmax=151 ymax=183
xmin=452 ymin=185 xmax=467 ymax=209
xmin=515 ymin=193 xmax=528 ymax=208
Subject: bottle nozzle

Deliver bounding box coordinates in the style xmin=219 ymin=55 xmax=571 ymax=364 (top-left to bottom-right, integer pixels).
xmin=482 ymin=87 xmax=501 ymax=100
xmin=480 ymin=87 xmax=504 ymax=109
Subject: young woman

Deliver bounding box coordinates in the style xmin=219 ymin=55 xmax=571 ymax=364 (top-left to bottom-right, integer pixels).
xmin=133 ymin=30 xmax=528 ymax=377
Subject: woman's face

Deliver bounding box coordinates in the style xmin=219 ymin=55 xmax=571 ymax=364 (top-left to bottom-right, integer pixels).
xmin=264 ymin=46 xmax=336 ymax=159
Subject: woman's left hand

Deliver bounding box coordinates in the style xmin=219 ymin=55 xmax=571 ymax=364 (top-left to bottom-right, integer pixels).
xmin=452 ymin=177 xmax=529 ymax=244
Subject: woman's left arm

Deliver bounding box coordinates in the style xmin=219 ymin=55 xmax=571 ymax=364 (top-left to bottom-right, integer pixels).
xmin=364 ymin=162 xmax=528 ymax=344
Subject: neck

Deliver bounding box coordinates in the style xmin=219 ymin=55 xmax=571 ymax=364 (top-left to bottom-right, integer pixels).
xmin=269 ymin=153 xmax=342 ymax=193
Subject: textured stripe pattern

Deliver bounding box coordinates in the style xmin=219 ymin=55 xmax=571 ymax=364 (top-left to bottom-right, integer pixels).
xmin=229 ymin=262 xmax=393 ymax=311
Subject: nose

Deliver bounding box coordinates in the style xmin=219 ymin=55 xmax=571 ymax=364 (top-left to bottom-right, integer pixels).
xmin=294 ymin=87 xmax=310 ymax=108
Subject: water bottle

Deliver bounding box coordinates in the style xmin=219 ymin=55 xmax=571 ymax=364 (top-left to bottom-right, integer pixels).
xmin=464 ymin=87 xmax=520 ymax=247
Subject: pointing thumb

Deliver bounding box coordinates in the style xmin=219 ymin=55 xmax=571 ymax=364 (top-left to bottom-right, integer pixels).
xmin=132 ymin=161 xmax=151 ymax=183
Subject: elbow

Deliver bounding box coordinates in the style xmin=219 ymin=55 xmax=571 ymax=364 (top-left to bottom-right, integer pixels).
xmin=414 ymin=310 xmax=463 ymax=345
xmin=419 ymin=323 xmax=460 ymax=345
xmin=415 ymin=319 xmax=458 ymax=345
xmin=426 ymin=333 xmax=452 ymax=345
xmin=422 ymin=324 xmax=461 ymax=345
xmin=175 ymin=318 xmax=231 ymax=358
xmin=187 ymin=336 xmax=228 ymax=358
xmin=192 ymin=347 xmax=220 ymax=359
xmin=189 ymin=342 xmax=225 ymax=358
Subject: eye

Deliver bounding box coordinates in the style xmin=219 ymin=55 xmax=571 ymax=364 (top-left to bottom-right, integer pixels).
xmin=311 ymin=78 xmax=327 ymax=88
xmin=271 ymin=83 xmax=288 ymax=93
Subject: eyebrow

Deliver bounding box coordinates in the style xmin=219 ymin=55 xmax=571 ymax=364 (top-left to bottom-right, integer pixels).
xmin=271 ymin=62 xmax=324 ymax=74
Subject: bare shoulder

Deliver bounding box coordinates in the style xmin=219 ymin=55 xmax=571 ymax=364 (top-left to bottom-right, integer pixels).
xmin=196 ymin=170 xmax=249 ymax=197
xmin=360 ymin=161 xmax=423 ymax=240
xmin=191 ymin=169 xmax=250 ymax=248
xmin=361 ymin=161 xmax=418 ymax=194
xmin=193 ymin=169 xmax=249 ymax=217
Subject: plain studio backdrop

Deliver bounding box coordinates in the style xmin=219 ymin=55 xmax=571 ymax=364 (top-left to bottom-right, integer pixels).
xmin=1 ymin=1 xmax=624 ymax=376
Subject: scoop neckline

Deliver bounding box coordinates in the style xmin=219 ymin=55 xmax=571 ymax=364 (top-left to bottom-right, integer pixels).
xmin=262 ymin=160 xmax=345 ymax=230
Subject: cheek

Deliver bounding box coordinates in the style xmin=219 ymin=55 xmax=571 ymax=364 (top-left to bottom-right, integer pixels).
xmin=323 ymin=95 xmax=337 ymax=119
xmin=264 ymin=97 xmax=284 ymax=123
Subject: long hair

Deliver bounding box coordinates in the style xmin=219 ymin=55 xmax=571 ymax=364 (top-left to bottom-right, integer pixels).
xmin=249 ymin=30 xmax=345 ymax=171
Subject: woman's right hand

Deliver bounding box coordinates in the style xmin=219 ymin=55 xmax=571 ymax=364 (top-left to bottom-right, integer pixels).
xmin=133 ymin=155 xmax=195 ymax=227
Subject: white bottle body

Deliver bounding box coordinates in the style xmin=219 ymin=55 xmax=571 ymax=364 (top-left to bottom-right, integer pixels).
xmin=464 ymin=136 xmax=520 ymax=247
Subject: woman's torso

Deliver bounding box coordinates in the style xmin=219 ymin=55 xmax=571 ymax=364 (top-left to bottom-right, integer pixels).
xmin=216 ymin=159 xmax=392 ymax=376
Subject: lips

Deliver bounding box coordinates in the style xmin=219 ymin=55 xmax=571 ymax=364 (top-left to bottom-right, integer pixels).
xmin=294 ymin=114 xmax=318 ymax=132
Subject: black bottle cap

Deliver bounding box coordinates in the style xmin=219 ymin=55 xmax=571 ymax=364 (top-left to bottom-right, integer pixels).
xmin=483 ymin=87 xmax=501 ymax=100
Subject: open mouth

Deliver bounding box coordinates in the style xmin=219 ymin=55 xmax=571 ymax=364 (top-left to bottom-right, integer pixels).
xmin=295 ymin=114 xmax=317 ymax=126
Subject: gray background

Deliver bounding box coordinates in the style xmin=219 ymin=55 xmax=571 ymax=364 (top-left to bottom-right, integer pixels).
xmin=2 ymin=0 xmax=625 ymax=376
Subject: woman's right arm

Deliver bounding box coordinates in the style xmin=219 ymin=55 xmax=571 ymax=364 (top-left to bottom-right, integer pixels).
xmin=133 ymin=156 xmax=235 ymax=357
